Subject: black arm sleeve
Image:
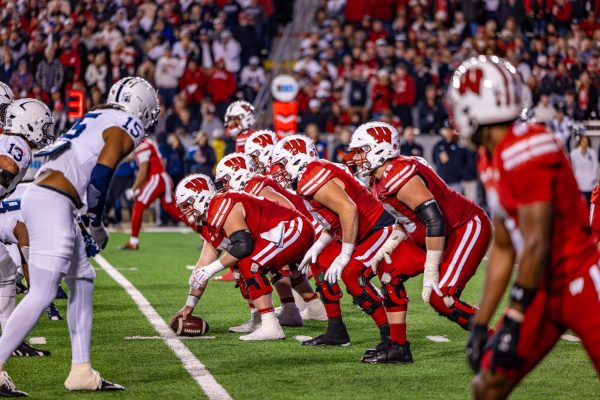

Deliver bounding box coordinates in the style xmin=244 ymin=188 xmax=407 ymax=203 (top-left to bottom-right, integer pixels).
xmin=228 ymin=229 xmax=254 ymax=259
xmin=414 ymin=199 xmax=445 ymax=237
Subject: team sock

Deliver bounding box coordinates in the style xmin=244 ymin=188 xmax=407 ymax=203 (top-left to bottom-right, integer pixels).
xmin=390 ymin=323 xmax=407 ymax=345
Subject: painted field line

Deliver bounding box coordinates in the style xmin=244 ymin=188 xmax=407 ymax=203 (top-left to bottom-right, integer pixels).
xmin=125 ymin=335 xmax=216 ymax=340
xmin=426 ymin=335 xmax=450 ymax=343
xmin=561 ymin=334 xmax=581 ymax=342
xmin=94 ymin=255 xmax=232 ymax=400
xmin=29 ymin=337 xmax=46 ymax=345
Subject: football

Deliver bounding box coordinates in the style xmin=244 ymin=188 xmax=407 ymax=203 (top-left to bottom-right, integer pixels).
xmin=170 ymin=315 xmax=209 ymax=337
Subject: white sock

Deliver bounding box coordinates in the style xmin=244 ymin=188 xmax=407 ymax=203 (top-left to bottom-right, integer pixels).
xmin=260 ymin=311 xmax=279 ymax=329
xmin=250 ymin=309 xmax=260 ymax=322
xmin=65 ymin=277 xmax=95 ymax=364
xmin=130 ymin=237 xmax=139 ymax=245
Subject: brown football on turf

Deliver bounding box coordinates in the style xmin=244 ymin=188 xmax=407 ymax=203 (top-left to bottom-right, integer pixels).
xmin=170 ymin=315 xmax=209 ymax=337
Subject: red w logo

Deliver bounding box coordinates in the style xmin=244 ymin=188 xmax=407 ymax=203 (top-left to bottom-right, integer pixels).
xmin=366 ymin=126 xmax=392 ymax=143
xmin=283 ymin=139 xmax=307 ymax=155
xmin=185 ymin=178 xmax=210 ymax=192
xmin=224 ymin=156 xmax=247 ymax=170
xmin=252 ymin=133 xmax=275 ymax=147
xmin=458 ymin=69 xmax=483 ymax=96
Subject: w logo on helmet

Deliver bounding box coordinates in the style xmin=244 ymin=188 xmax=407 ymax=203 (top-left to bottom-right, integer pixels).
xmin=185 ymin=178 xmax=210 ymax=193
xmin=458 ymin=69 xmax=483 ymax=96
xmin=224 ymin=156 xmax=247 ymax=170
xmin=253 ymin=133 xmax=275 ymax=147
xmin=366 ymin=126 xmax=392 ymax=143
xmin=283 ymin=139 xmax=307 ymax=155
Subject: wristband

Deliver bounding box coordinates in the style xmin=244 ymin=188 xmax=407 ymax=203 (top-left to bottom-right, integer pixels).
xmin=204 ymin=259 xmax=226 ymax=276
xmin=424 ymin=249 xmax=443 ymax=272
xmin=341 ymin=242 xmax=355 ymax=257
xmin=186 ymin=294 xmax=199 ymax=308
xmin=509 ymin=283 xmax=537 ymax=309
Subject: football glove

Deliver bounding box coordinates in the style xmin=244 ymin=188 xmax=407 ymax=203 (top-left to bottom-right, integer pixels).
xmin=369 ymin=228 xmax=406 ymax=274
xmin=89 ymin=224 xmax=109 ymax=250
xmin=324 ymin=242 xmax=354 ymax=285
xmin=422 ymin=249 xmax=443 ymax=303
xmin=125 ymin=188 xmax=139 ymax=201
xmin=489 ymin=311 xmax=523 ymax=374
xmin=298 ymin=231 xmax=332 ymax=275
xmin=466 ymin=323 xmax=489 ymax=373
xmin=189 ymin=260 xmax=225 ymax=290
xmin=82 ymin=230 xmax=101 ymax=257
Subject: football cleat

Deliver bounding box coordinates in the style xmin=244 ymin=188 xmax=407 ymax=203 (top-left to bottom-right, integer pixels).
xmin=119 ymin=242 xmax=139 ymax=251
xmin=277 ymin=306 xmax=303 ymax=327
xmin=228 ymin=312 xmax=261 ymax=333
xmin=15 ymin=275 xmax=28 ymax=295
xmin=239 ymin=324 xmax=285 ymax=341
xmin=0 ymin=371 xmax=27 ymax=397
xmin=12 ymin=341 xmax=50 ymax=357
xmin=98 ymin=378 xmax=125 ymax=391
xmin=46 ymin=303 xmax=63 ymax=321
xmin=302 ymin=333 xmax=351 ymax=347
xmin=363 ymin=337 xmax=391 ymax=357
xmin=55 ymin=285 xmax=68 ymax=300
xmin=300 ymin=300 xmax=328 ymax=321
xmin=361 ymin=341 xmax=413 ymax=364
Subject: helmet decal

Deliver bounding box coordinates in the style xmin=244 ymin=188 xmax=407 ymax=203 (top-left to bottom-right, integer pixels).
xmin=458 ymin=68 xmax=483 ymax=96
xmin=185 ymin=178 xmax=210 ymax=192
xmin=282 ymin=138 xmax=308 ymax=155
xmin=223 ymin=156 xmax=249 ymax=171
xmin=366 ymin=125 xmax=393 ymax=143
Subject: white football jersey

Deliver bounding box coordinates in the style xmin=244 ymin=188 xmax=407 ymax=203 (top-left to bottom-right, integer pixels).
xmin=22 ymin=154 xmax=47 ymax=182
xmin=0 ymin=189 xmax=24 ymax=245
xmin=38 ymin=108 xmax=144 ymax=207
xmin=0 ymin=135 xmax=32 ymax=198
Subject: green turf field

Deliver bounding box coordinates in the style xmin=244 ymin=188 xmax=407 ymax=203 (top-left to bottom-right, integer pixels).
xmin=6 ymin=232 xmax=599 ymax=399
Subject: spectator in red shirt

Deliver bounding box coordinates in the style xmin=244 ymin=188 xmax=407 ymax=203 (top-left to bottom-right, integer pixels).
xmin=552 ymin=0 xmax=573 ymax=35
xmin=370 ymin=69 xmax=393 ymax=119
xmin=179 ymin=58 xmax=207 ymax=107
xmin=392 ymin=63 xmax=416 ymax=127
xmin=207 ymin=58 xmax=237 ymax=118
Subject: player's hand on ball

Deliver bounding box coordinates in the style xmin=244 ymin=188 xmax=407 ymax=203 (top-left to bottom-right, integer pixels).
xmin=490 ymin=312 xmax=523 ymax=373
xmin=172 ymin=305 xmax=193 ymax=322
xmin=89 ymin=224 xmax=109 ymax=250
xmin=466 ymin=323 xmax=489 ymax=373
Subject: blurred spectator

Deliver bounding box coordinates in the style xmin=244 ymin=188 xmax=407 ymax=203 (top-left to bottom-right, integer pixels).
xmin=161 ymin=133 xmax=186 ymax=186
xmin=563 ymin=91 xmax=585 ymax=121
xmin=300 ymin=99 xmax=328 ymax=132
xmin=105 ymin=156 xmax=136 ymax=227
xmin=461 ymin=147 xmax=480 ymax=204
xmin=371 ymin=69 xmax=393 ymax=119
xmin=570 ymin=135 xmax=598 ymax=205
xmin=85 ymin=53 xmax=109 ymax=94
xmin=234 ymin=12 xmax=261 ymax=67
xmin=207 ymin=59 xmax=237 ymax=117
xmin=239 ymin=56 xmax=265 ymax=102
xmin=432 ymin=127 xmax=466 ymax=192
xmin=551 ymin=108 xmax=573 ymax=148
xmin=342 ymin=68 xmax=371 ymax=122
xmin=417 ymin=86 xmax=447 ymax=134
xmin=213 ymin=30 xmax=241 ymax=74
xmin=392 ymin=64 xmax=416 ymax=128
xmin=333 ymin=127 xmax=353 ymax=164
xmin=532 ymin=94 xmax=556 ymax=125
xmin=400 ymin=127 xmax=424 ymax=157
xmin=155 ymin=47 xmax=186 ymax=109
xmin=9 ymin=60 xmax=33 ymax=98
xmin=179 ymin=58 xmax=207 ymax=109
xmin=35 ymin=48 xmax=64 ymax=95
xmin=305 ymin=123 xmax=328 ymax=159
xmin=186 ymin=131 xmax=217 ymax=177
xmin=200 ymin=104 xmax=224 ymax=139
xmin=0 ymin=52 xmax=13 ymax=83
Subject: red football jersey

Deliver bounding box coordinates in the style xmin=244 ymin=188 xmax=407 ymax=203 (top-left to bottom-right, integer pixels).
xmin=296 ymin=160 xmax=385 ymax=242
xmin=206 ymin=191 xmax=301 ymax=241
xmin=590 ymin=185 xmax=600 ymax=239
xmin=235 ymin=128 xmax=256 ymax=153
xmin=244 ymin=174 xmax=310 ymax=217
xmin=478 ymin=122 xmax=598 ymax=290
xmin=134 ymin=138 xmax=166 ymax=176
xmin=370 ymin=155 xmax=482 ymax=248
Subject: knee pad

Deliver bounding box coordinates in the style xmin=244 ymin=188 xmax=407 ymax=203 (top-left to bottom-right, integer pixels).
xmin=236 ymin=277 xmax=251 ymax=301
xmin=315 ymin=278 xmax=343 ymax=304
xmin=244 ymin=267 xmax=273 ymax=300
xmin=380 ymin=274 xmax=408 ymax=312
xmin=350 ymin=283 xmax=383 ymax=315
xmin=290 ymin=274 xmax=306 ymax=288
xmin=269 ymin=268 xmax=290 ymax=285
xmin=430 ymin=294 xmax=477 ymax=330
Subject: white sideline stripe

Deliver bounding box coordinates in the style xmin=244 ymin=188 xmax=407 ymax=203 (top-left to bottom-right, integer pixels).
xmin=94 ymin=255 xmax=232 ymax=400
xmin=29 ymin=337 xmax=46 ymax=345
xmin=561 ymin=334 xmax=581 ymax=342
xmin=94 ymin=267 xmax=138 ymax=272
xmin=426 ymin=335 xmax=450 ymax=343
xmin=125 ymin=336 xmax=216 ymax=341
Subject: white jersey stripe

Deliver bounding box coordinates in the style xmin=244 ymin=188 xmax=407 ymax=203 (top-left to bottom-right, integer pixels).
xmin=300 ymin=169 xmax=328 ymax=194
xmin=139 ymin=175 xmax=159 ymax=204
xmin=504 ymin=141 xmax=560 ymax=171
xmin=212 ymin=198 xmax=232 ymax=229
xmin=302 ymin=170 xmax=332 ymax=195
xmin=447 ymin=216 xmax=482 ymax=287
xmin=501 ymin=134 xmax=555 ymax=161
xmin=439 ymin=220 xmax=474 ymax=287
xmin=384 ymin=164 xmax=411 ymax=189
xmin=387 ymin=165 xmax=417 ymax=193
xmin=355 ymin=226 xmax=392 ymax=261
xmin=259 ymin=218 xmax=304 ymax=265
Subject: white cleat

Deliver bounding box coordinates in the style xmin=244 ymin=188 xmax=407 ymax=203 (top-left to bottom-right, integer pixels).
xmin=277 ymin=306 xmax=303 ymax=327
xmin=293 ymin=290 xmax=307 ymax=312
xmin=228 ymin=319 xmax=261 ymax=333
xmin=300 ymin=300 xmax=328 ymax=321
xmin=239 ymin=324 xmax=285 ymax=341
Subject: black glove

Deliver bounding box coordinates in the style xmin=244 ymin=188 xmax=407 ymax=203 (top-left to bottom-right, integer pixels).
xmin=489 ymin=313 xmax=522 ymax=374
xmin=82 ymin=229 xmax=101 ymax=257
xmin=466 ymin=323 xmax=489 ymax=373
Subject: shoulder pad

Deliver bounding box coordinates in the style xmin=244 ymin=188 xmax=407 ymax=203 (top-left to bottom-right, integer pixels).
xmin=206 ymin=193 xmax=236 ymax=231
xmin=297 ymin=161 xmax=333 ymax=197
xmin=380 ymin=157 xmax=417 ymax=195
xmin=500 ymin=132 xmax=562 ymax=172
xmin=244 ymin=175 xmax=266 ymax=196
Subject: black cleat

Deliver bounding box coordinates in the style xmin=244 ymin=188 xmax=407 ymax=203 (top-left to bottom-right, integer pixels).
xmin=46 ymin=303 xmax=63 ymax=321
xmin=55 ymin=285 xmax=68 ymax=300
xmin=302 ymin=333 xmax=351 ymax=347
xmin=12 ymin=341 xmax=50 ymax=357
xmin=0 ymin=371 xmax=27 ymax=397
xmin=15 ymin=280 xmax=28 ymax=295
xmin=362 ymin=337 xmax=391 ymax=358
xmin=99 ymin=378 xmax=124 ymax=391
xmin=361 ymin=341 xmax=413 ymax=364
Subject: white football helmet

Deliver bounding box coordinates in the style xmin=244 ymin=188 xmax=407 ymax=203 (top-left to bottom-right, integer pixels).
xmin=446 ymin=55 xmax=525 ymax=141
xmin=244 ymin=130 xmax=278 ymax=172
xmin=0 ymin=82 xmax=14 ymax=128
xmin=348 ymin=121 xmax=401 ymax=176
xmin=215 ymin=153 xmax=257 ymax=192
xmin=175 ymin=174 xmax=217 ymax=224
xmin=107 ymin=77 xmax=160 ymax=130
xmin=4 ymin=99 xmax=55 ymax=148
xmin=225 ymin=100 xmax=255 ymax=136
xmin=271 ymin=135 xmax=318 ymax=188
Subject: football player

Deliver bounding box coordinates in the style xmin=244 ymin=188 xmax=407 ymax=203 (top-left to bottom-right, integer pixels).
xmin=0 ymin=82 xmax=14 ymax=132
xmin=347 ymin=121 xmax=493 ymax=362
xmin=215 ymin=152 xmax=327 ymax=330
xmin=120 ymin=137 xmax=181 ymax=250
xmin=172 ymin=174 xmax=314 ymax=341
xmin=589 ymin=183 xmax=600 ymax=243
xmin=0 ymin=76 xmax=159 ymax=396
xmin=271 ymin=135 xmax=414 ymax=363
xmin=447 ymin=56 xmax=600 ymax=398
xmin=244 ymin=129 xmax=279 ymax=174
xmin=225 ymin=100 xmax=256 ymax=152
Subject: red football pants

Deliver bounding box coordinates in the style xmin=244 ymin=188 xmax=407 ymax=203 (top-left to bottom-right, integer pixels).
xmin=131 ymin=173 xmax=181 ymax=238
xmin=238 ymin=216 xmax=314 ymax=300
xmin=481 ymin=262 xmax=600 ymax=380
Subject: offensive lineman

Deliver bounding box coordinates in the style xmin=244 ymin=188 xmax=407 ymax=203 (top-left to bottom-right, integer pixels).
xmin=0 ymin=77 xmax=159 ymax=396
xmin=225 ymin=100 xmax=256 ymax=153
xmin=446 ymin=56 xmax=600 ymax=398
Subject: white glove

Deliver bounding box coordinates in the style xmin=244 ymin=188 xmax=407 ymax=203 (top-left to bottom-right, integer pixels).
xmin=422 ymin=249 xmax=443 ymax=303
xmin=324 ymin=242 xmax=354 ymax=285
xmin=189 ymin=260 xmax=225 ymax=290
xmin=89 ymin=224 xmax=109 ymax=250
xmin=298 ymin=232 xmax=333 ymax=275
xmin=125 ymin=188 xmax=138 ymax=201
xmin=369 ymin=228 xmax=407 ymax=274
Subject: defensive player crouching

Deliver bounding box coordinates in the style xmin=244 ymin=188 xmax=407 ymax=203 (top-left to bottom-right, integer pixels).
xmin=216 ymin=153 xmax=327 ymax=331
xmin=447 ymin=56 xmax=600 ymax=399
xmin=348 ymin=121 xmax=493 ymax=362
xmin=172 ymin=174 xmax=315 ymax=341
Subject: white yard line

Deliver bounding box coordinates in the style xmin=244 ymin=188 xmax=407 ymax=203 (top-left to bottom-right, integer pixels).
xmin=29 ymin=337 xmax=46 ymax=345
xmin=94 ymin=255 xmax=232 ymax=400
xmin=561 ymin=334 xmax=581 ymax=342
xmin=426 ymin=335 xmax=450 ymax=343
xmin=125 ymin=335 xmax=216 ymax=340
